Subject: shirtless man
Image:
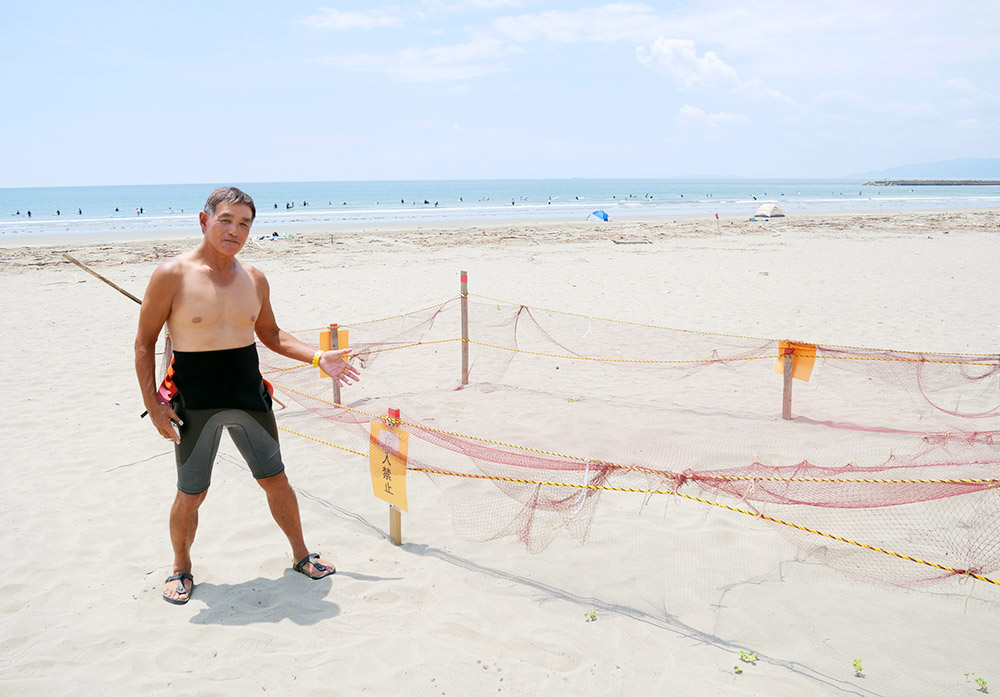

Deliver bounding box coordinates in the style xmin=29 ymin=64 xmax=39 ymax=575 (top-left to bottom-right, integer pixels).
xmin=135 ymin=186 xmax=360 ymax=605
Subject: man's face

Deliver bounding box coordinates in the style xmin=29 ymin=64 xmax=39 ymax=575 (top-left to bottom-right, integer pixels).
xmin=200 ymin=202 xmax=253 ymax=255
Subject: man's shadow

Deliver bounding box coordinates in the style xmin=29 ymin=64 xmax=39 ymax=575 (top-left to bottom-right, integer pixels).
xmin=187 ymin=569 xmax=395 ymax=626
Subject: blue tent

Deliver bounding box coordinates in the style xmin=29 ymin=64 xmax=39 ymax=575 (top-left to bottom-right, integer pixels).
xmin=588 ymin=210 xmax=609 ymax=222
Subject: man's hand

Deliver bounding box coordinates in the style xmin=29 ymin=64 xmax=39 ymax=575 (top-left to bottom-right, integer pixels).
xmin=318 ymin=349 xmax=361 ymax=385
xmin=148 ymin=401 xmax=184 ymax=444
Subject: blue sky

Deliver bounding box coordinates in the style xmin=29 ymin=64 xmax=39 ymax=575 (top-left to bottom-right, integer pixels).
xmin=2 ymin=1 xmax=998 ymax=187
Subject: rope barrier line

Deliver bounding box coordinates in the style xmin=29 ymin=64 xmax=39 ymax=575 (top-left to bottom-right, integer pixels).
xmin=277 ymin=425 xmax=366 ymax=458
xmin=350 ymin=338 xmax=462 ymax=356
xmin=271 ymin=381 xmax=656 ymax=472
xmin=261 ymin=363 xmax=312 ymax=376
xmin=271 ymin=381 xmax=999 ymax=488
xmin=264 ymin=338 xmax=996 ymax=371
xmin=671 ymin=487 xmax=1000 ymax=586
xmin=272 ymin=403 xmax=1000 ymax=585
xmin=404 ymin=465 xmax=993 ymax=495
xmin=700 ymin=475 xmax=1000 ymax=485
xmin=468 ymin=292 xmax=771 ymax=342
xmin=275 ymin=291 xmax=997 ymax=368
xmin=821 ymin=354 xmax=998 ymax=367
xmin=466 ymin=292 xmax=999 ymax=359
xmin=467 ymin=340 xmax=774 ymax=365
xmin=289 ymin=296 xmax=460 ymax=333
xmin=398 ymin=463 xmax=1000 ymax=586
xmin=465 ymin=338 xmax=995 ymax=367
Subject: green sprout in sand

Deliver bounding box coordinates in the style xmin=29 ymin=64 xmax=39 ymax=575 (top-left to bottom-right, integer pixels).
xmin=739 ymin=650 xmax=758 ymax=665
xmin=733 ymin=665 xmax=743 ymax=675
xmin=584 ymin=610 xmax=597 ymax=622
xmin=976 ymin=676 xmax=988 ymax=693
xmin=853 ymin=658 xmax=864 ymax=678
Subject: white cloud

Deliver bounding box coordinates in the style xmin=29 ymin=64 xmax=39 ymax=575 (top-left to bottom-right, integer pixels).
xmin=298 ymin=7 xmax=404 ymax=30
xmin=493 ymin=3 xmax=666 ymax=43
xmin=945 ymin=77 xmax=977 ymax=92
xmin=316 ymin=38 xmax=508 ymax=82
xmin=636 ymin=38 xmax=789 ymax=103
xmin=888 ymin=100 xmax=936 ymax=117
xmin=304 ymin=3 xmax=790 ymax=97
xmin=425 ymin=0 xmax=524 ymax=10
xmin=636 ymin=38 xmax=739 ymax=88
xmin=940 ymin=77 xmax=999 ymax=108
xmin=677 ymin=104 xmax=750 ymax=127
xmin=811 ymin=89 xmax=869 ymax=107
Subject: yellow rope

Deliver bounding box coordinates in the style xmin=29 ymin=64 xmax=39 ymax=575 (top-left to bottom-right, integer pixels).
xmin=701 ymin=475 xmax=1000 ymax=485
xmin=352 ymin=338 xmax=462 ymax=356
xmin=404 ymin=465 xmax=1000 ymax=586
xmin=272 ymin=382 xmax=999 ymax=487
xmin=289 ymin=296 xmax=459 ymax=333
xmin=261 ymin=363 xmax=311 ymax=376
xmin=467 ymin=293 xmax=999 ymax=359
xmin=264 ymin=292 xmax=999 ymax=585
xmin=272 ymin=292 xmax=997 ymax=371
xmin=467 ymin=340 xmax=772 ymax=364
xmin=273 ymin=406 xmax=1000 ymax=584
xmin=468 ymin=292 xmax=770 ymax=342
xmin=277 ymin=425 xmax=366 ymax=457
xmin=265 ymin=338 xmax=995 ymax=370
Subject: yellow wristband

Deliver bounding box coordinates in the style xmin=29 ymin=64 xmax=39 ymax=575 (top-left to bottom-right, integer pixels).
xmin=311 ymin=350 xmax=323 ymax=368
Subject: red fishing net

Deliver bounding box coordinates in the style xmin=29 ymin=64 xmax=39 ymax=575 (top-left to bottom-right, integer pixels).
xmin=258 ymin=292 xmax=1000 ymax=592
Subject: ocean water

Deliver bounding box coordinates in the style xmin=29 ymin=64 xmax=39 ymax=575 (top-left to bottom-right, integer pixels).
xmin=2 ymin=178 xmax=998 ymax=243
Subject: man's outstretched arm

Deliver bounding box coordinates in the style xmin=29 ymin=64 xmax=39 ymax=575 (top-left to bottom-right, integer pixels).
xmin=251 ymin=267 xmax=360 ymax=385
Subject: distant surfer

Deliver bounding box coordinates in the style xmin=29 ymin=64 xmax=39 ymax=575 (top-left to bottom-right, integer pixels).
xmin=134 ymin=187 xmax=361 ymax=605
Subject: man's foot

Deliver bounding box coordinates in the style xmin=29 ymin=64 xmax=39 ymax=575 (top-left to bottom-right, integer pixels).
xmin=293 ymin=553 xmax=336 ymax=579
xmin=163 ymin=572 xmax=194 ymax=605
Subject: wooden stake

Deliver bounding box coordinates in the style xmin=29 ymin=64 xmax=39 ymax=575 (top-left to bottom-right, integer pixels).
xmin=388 ymin=407 xmax=402 ymax=545
xmin=460 ymin=270 xmax=469 ymax=387
xmin=782 ymin=351 xmax=793 ymax=420
xmin=330 ymin=323 xmax=341 ymax=406
xmin=389 ymin=505 xmax=402 ymax=546
xmin=62 ymin=252 xmax=142 ymax=304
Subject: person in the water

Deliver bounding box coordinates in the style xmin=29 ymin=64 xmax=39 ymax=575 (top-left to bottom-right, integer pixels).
xmin=134 ymin=186 xmax=361 ymax=605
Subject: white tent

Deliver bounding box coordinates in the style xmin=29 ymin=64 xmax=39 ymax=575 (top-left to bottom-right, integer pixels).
xmin=754 ymin=203 xmax=785 ymax=217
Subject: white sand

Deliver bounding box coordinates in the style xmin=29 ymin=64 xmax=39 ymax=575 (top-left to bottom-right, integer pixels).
xmin=1 ymin=210 xmax=998 ymax=696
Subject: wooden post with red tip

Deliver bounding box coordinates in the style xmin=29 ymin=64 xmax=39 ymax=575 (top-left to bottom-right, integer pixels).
xmin=782 ymin=345 xmax=794 ymax=420
xmin=388 ymin=407 xmax=402 ymax=546
xmin=461 ymin=271 xmax=469 ymax=387
xmin=331 ymin=323 xmax=342 ymax=406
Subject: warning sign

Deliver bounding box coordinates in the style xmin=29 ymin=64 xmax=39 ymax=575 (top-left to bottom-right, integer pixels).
xmin=369 ymin=420 xmax=408 ymax=512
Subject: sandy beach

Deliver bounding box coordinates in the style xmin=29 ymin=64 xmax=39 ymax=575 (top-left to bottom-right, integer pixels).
xmin=1 ymin=209 xmax=998 ymax=696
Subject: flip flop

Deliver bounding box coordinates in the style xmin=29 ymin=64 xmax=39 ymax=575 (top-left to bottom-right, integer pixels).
xmin=293 ymin=553 xmax=336 ymax=579
xmin=163 ymin=572 xmax=194 ymax=605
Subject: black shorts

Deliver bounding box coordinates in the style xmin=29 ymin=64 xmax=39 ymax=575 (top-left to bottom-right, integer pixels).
xmin=169 ymin=345 xmax=284 ymax=494
xmin=173 ymin=398 xmax=285 ymax=494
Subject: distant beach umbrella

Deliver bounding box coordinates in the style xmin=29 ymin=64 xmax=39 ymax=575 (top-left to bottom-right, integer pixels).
xmin=588 ymin=210 xmax=610 ymax=222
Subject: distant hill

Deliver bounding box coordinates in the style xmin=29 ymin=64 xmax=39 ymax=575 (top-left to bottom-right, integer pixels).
xmin=847 ymin=157 xmax=1000 ymax=180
